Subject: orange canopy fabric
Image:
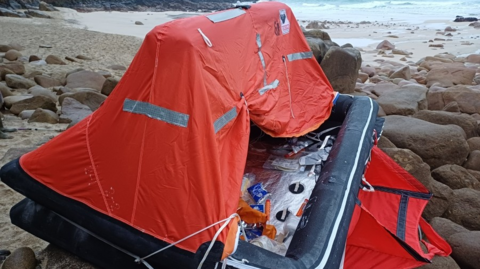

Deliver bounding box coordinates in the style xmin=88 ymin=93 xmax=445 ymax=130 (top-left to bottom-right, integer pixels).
xmin=20 ymin=2 xmax=334 ymax=255
xmin=345 ymin=147 xmax=451 ymax=269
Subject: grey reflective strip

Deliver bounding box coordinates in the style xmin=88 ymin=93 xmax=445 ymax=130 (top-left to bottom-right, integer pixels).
xmin=258 ymin=52 xmax=266 ymax=73
xmin=287 ymin=51 xmax=313 ymax=61
xmin=256 ymin=33 xmax=262 ymax=49
xmin=258 ymin=51 xmax=267 ymax=86
xmin=123 ymin=99 xmax=189 ymax=128
xmin=259 ymin=79 xmax=279 ymax=95
xmin=214 ymin=107 xmax=237 ymax=133
xmin=397 ymin=194 xmax=409 ymax=241
xmin=256 ymin=34 xmax=267 ymax=86
xmin=206 ymin=9 xmax=245 ymax=23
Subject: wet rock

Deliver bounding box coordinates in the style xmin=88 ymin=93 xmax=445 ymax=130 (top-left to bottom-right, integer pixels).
xmin=5 ymin=74 xmax=36 ymax=89
xmin=392 ymin=49 xmax=411 ymax=56
xmin=430 ymin=217 xmax=469 ymax=239
xmin=429 ymin=44 xmax=444 ymax=48
xmin=0 ymin=44 xmax=11 ymax=52
xmin=463 ymin=150 xmax=480 ymax=171
xmin=444 ymin=188 xmax=480 ymax=230
xmin=426 ymin=65 xmax=476 ymax=87
xmin=1 ymin=247 xmax=36 ymax=269
xmin=305 ymin=21 xmax=327 ymax=29
xmin=466 ymin=54 xmax=480 ymax=64
xmin=467 ymin=169 xmax=480 ymax=182
xmin=383 ymin=116 xmax=469 ymax=169
xmin=34 ymin=75 xmax=62 ymax=88
xmin=10 ymin=95 xmax=57 ymax=115
xmin=65 ymin=56 xmax=77 ymax=62
xmin=321 ymin=46 xmax=361 ymax=94
xmin=375 ymin=84 xmax=427 ymax=116
xmin=0 ymin=7 xmax=27 ymax=18
xmin=0 ymin=62 xmax=25 ymax=75
xmin=360 ymin=65 xmax=376 ymax=77
xmin=19 ymin=109 xmax=35 ymax=120
xmin=39 ymin=1 xmax=58 ymax=11
xmin=427 ymin=85 xmax=480 ymax=114
xmin=75 ymin=55 xmax=92 ymax=60
xmin=307 ymin=37 xmax=332 ymax=63
xmin=66 ymin=70 xmax=106 ymax=91
xmin=59 ymin=91 xmax=106 ymax=111
xmin=376 ymin=40 xmax=395 ymax=50
xmin=431 ymin=164 xmax=480 ymax=190
xmin=0 ymin=83 xmax=13 ymax=97
xmin=467 ymin=137 xmax=480 ymax=151
xmin=45 ymin=55 xmax=66 ymax=65
xmin=357 ymin=72 xmax=368 ymax=83
xmin=25 ymin=71 xmax=42 ymax=79
xmin=3 ymin=95 xmax=33 ymax=109
xmin=28 ymin=55 xmax=42 ymax=62
xmin=59 ymin=97 xmax=92 ymax=125
xmin=4 ymin=49 xmax=21 ymax=61
xmin=454 ymin=16 xmax=478 ymax=22
xmin=303 ymin=29 xmax=332 ymax=41
xmin=28 ymin=108 xmax=59 ymax=124
xmin=474 ymin=75 xmax=480 ymax=85
xmin=448 ymin=231 xmax=480 ymax=269
xmin=390 ymin=65 xmax=411 ymax=80
xmin=24 ymin=10 xmax=51 ymax=19
xmin=66 ymin=68 xmax=84 ymax=77
xmin=442 ymin=101 xmax=460 ymax=112
xmin=413 ymin=110 xmax=478 ymax=138
xmin=107 ymin=64 xmax=127 ymax=71
xmin=424 ymin=180 xmax=454 ymax=221
xmin=377 ymin=136 xmax=396 ymax=149
xmin=29 ymin=85 xmax=57 ymax=102
xmin=0 ymin=67 xmax=14 ymax=81
xmin=96 ymin=70 xmax=112 ymax=78
xmin=101 ymin=77 xmax=119 ymax=96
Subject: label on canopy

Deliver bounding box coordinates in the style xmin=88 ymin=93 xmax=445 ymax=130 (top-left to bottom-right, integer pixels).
xmin=279 ymin=9 xmax=290 ymax=35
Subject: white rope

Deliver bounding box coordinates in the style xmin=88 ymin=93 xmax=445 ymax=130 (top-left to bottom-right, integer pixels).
xmin=282 ymin=56 xmax=295 ymax=119
xmin=198 ymin=28 xmax=213 ymax=47
xmin=241 ymin=92 xmax=249 ymax=114
xmin=135 ymin=213 xmax=239 ymax=267
xmin=361 ymin=175 xmax=375 ymax=192
xmin=197 ymin=213 xmax=239 ymax=269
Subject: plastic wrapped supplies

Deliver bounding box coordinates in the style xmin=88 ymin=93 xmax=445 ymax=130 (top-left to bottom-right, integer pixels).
xmin=238 ymin=135 xmax=335 ymax=255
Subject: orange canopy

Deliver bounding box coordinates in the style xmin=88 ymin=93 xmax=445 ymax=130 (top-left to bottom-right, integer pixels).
xmin=20 ymin=2 xmax=334 ymax=255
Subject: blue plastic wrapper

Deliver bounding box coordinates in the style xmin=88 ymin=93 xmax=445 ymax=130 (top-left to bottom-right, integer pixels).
xmin=248 ymin=183 xmax=270 ymax=204
xmin=250 ymin=204 xmax=265 ymax=213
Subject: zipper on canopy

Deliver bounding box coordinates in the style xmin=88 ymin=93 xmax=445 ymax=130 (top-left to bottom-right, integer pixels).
xmin=282 ymin=56 xmax=295 ymax=119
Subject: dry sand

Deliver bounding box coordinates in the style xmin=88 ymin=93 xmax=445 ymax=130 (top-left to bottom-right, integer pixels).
xmin=0 ymin=6 xmax=479 ymax=260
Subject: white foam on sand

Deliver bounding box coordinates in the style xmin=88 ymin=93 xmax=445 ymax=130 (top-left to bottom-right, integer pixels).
xmin=333 ymin=38 xmax=378 ymax=47
xmin=58 ymin=7 xmax=480 ymax=65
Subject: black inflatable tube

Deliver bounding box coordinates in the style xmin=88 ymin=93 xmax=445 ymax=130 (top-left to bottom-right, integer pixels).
xmin=229 ymin=96 xmax=379 ymax=269
xmin=1 ymin=160 xmax=222 ymax=269
xmin=2 ymin=95 xmax=379 ymax=269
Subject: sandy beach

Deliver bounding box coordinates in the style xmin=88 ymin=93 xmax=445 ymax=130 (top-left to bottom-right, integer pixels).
xmin=1 ymin=4 xmax=480 ymax=267
xmin=0 ymin=8 xmax=145 ymax=257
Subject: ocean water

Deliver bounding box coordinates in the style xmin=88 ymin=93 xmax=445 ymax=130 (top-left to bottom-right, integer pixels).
xmin=276 ymin=0 xmax=480 ymax=24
